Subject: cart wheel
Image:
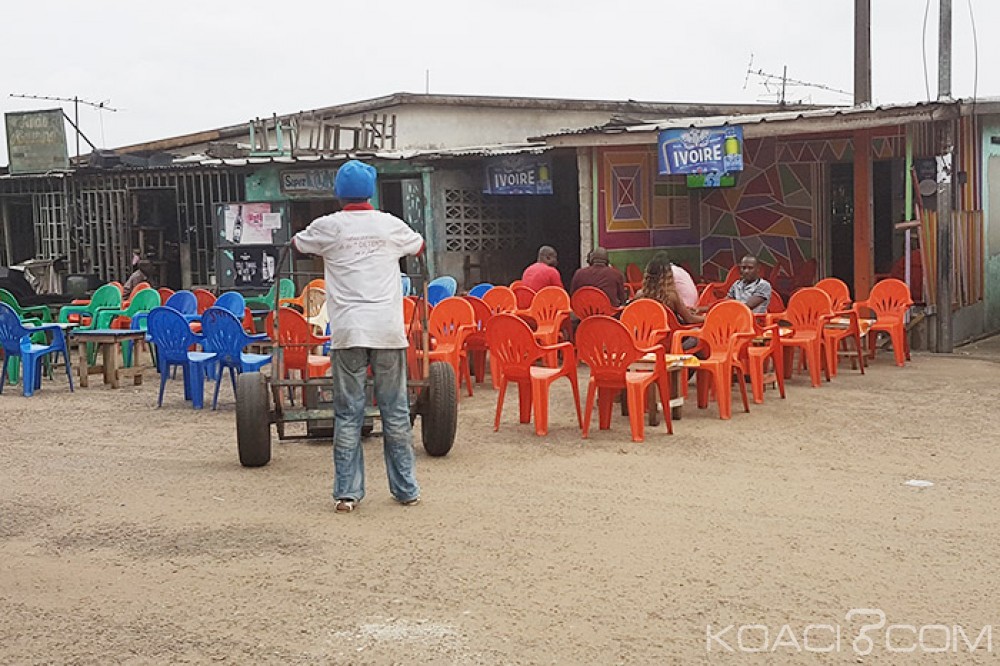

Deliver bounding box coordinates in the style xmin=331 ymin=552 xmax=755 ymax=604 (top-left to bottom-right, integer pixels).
xmin=236 ymin=372 xmax=272 ymax=467
xmin=420 ymin=361 xmax=457 ymax=457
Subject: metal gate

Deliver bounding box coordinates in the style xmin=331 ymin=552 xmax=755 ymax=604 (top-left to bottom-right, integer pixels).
xmin=74 ymin=189 xmax=129 ymax=282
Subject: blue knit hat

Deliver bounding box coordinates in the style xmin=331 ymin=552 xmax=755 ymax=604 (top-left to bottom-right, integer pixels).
xmin=334 ymin=160 xmax=377 ymax=199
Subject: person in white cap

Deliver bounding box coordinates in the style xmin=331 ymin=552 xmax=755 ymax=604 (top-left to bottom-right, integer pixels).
xmin=292 ymin=160 xmax=424 ymax=513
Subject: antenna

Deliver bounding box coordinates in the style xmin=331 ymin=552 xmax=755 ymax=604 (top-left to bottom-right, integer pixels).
xmin=9 ymin=93 xmax=119 ymax=164
xmin=744 ymin=65 xmax=851 ymax=105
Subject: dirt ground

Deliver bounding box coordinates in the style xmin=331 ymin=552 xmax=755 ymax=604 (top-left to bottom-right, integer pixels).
xmin=3 ymin=338 xmax=1000 ymax=665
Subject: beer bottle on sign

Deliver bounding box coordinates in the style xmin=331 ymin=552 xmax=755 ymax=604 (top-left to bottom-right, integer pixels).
xmin=232 ymin=205 xmax=244 ymax=244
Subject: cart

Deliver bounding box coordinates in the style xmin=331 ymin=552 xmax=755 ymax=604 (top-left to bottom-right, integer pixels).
xmin=234 ymin=246 xmax=458 ymax=467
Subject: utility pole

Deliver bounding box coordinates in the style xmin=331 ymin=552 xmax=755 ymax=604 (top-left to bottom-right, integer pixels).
xmin=854 ymin=0 xmax=871 ymax=105
xmin=935 ymin=0 xmax=954 ymax=352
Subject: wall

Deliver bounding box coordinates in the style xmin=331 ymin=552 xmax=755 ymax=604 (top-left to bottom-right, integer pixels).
xmin=982 ymin=116 xmax=1000 ymax=334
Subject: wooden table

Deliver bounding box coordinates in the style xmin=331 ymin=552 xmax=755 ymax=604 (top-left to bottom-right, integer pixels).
xmin=631 ymin=353 xmax=700 ymax=425
xmin=70 ymin=329 xmax=149 ymax=388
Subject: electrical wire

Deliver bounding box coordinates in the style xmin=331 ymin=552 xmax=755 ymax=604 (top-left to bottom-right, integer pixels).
xmin=922 ymin=0 xmax=932 ymax=101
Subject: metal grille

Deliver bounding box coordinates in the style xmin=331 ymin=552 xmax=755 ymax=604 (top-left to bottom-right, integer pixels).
xmin=75 ymin=189 xmax=129 ymax=281
xmin=443 ymin=189 xmax=528 ymax=253
xmin=33 ymin=192 xmax=68 ymax=260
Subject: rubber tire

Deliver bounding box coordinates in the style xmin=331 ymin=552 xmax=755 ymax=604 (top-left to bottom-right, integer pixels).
xmin=236 ymin=372 xmax=272 ymax=467
xmin=420 ymin=361 xmax=457 ymax=457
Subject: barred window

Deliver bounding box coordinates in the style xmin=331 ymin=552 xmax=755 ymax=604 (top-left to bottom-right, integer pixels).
xmin=443 ymin=189 xmax=528 ymax=253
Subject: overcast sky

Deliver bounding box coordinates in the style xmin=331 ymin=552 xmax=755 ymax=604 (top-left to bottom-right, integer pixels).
xmin=2 ymin=0 xmax=995 ymax=165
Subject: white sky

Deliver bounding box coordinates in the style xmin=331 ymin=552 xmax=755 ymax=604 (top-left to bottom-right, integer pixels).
xmin=2 ymin=0 xmax=995 ymax=165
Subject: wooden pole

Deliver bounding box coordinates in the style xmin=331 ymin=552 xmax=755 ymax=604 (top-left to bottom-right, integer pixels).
xmin=853 ymin=129 xmax=874 ymax=299
xmin=935 ymin=0 xmax=954 ymax=352
xmin=854 ymin=0 xmax=872 ymax=105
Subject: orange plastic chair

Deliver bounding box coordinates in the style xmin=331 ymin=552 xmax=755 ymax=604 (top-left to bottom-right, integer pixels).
xmin=402 ymin=296 xmax=426 ymax=381
xmin=816 ymin=277 xmax=866 ymax=377
xmin=426 ymin=297 xmax=476 ymax=398
xmin=482 ymin=286 xmax=517 ymax=315
xmin=462 ymin=295 xmax=493 ymax=385
xmin=855 ymin=278 xmax=913 ymax=367
xmin=280 ymin=278 xmax=326 ymax=310
xmin=738 ymin=317 xmax=787 ymax=405
xmin=576 ymin=316 xmax=672 ymax=442
xmin=570 ymin=286 xmax=616 ymax=320
xmin=513 ymin=284 xmax=536 ymax=310
xmin=619 ymin=299 xmax=670 ymax=348
xmin=523 ymin=286 xmax=570 ymax=346
xmin=486 ymin=313 xmax=582 ymax=436
xmin=192 ymin=288 xmax=217 ymax=315
xmin=701 ymin=265 xmax=740 ymax=302
xmin=123 ymin=281 xmax=150 ymax=303
xmin=673 ymin=301 xmax=754 ymax=419
xmin=266 ymin=308 xmax=331 ymax=403
xmin=768 ymin=287 xmax=834 ymax=387
xmin=696 ymin=283 xmax=724 ymax=309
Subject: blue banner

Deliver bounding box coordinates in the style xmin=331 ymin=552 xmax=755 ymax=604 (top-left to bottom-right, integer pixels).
xmin=484 ymin=155 xmax=553 ymax=195
xmin=657 ymin=126 xmax=744 ymax=175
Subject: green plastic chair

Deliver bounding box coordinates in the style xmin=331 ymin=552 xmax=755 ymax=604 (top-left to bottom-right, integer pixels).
xmin=0 ymin=288 xmax=52 ymax=323
xmin=244 ymin=279 xmax=295 ymax=311
xmin=58 ymin=283 xmax=123 ymax=326
xmin=92 ymin=288 xmax=161 ymax=330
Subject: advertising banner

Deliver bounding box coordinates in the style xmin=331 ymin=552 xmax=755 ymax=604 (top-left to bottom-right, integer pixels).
xmin=658 ymin=126 xmax=744 ymax=176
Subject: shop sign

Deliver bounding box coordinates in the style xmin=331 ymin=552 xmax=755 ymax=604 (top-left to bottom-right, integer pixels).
xmin=4 ymin=109 xmax=70 ymax=174
xmin=280 ymin=169 xmax=337 ymax=195
xmin=658 ymin=126 xmax=744 ymax=176
xmin=483 ymin=155 xmax=553 ymax=195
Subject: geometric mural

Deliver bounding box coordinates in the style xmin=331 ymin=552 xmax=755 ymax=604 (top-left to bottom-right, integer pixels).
xmin=700 ymin=137 xmax=818 ymax=283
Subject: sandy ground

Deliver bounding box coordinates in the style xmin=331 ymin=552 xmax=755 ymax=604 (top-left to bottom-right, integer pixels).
xmin=2 ymin=338 xmax=1000 ymax=665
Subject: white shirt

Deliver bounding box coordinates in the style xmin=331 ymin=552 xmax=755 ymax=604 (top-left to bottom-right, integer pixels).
xmin=293 ymin=207 xmax=424 ymax=349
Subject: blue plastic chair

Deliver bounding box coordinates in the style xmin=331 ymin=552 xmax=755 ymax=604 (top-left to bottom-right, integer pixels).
xmin=426 ymin=283 xmax=451 ymax=306
xmin=215 ymin=291 xmax=246 ymax=318
xmin=468 ymin=282 xmax=493 ymax=299
xmin=429 ymin=276 xmax=458 ymax=297
xmin=199 ymin=307 xmax=272 ymax=410
xmin=146 ymin=306 xmax=217 ymax=409
xmin=401 ymin=274 xmax=412 ymax=296
xmin=132 ymin=290 xmax=199 ymax=331
xmin=0 ymin=303 xmax=74 ymax=397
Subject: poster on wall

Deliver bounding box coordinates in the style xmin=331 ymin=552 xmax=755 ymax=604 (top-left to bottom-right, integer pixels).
xmin=222 ymin=203 xmax=282 ymax=245
xmin=219 ymin=245 xmax=279 ymax=289
xmin=658 ymin=126 xmax=744 ymax=176
xmin=483 ymin=155 xmax=553 ymax=195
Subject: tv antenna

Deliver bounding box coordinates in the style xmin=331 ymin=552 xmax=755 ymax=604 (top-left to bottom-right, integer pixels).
xmin=743 ymin=57 xmax=851 ymax=106
xmin=9 ymin=93 xmax=119 ymax=164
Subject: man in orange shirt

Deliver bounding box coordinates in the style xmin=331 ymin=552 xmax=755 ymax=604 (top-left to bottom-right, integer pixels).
xmin=521 ymin=245 xmax=563 ymax=291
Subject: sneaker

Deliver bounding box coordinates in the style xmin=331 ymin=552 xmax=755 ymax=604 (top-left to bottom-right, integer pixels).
xmin=335 ymin=499 xmax=358 ymax=513
xmin=400 ymin=496 xmax=421 ymax=507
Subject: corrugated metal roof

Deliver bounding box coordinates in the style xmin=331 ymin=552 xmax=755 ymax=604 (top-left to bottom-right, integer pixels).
xmin=537 ymin=98 xmax=1000 ymax=142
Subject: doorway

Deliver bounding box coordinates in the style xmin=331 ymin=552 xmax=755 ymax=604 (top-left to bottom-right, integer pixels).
xmin=828 ymin=160 xmax=894 ymax=293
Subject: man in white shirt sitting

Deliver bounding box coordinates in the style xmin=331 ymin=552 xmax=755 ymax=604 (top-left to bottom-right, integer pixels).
xmin=726 ymin=255 xmax=773 ymax=314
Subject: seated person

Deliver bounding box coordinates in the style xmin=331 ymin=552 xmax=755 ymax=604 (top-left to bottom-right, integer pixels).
xmin=569 ymin=247 xmax=626 ymax=307
xmin=123 ymin=259 xmax=156 ymax=294
xmin=521 ymin=245 xmax=563 ymax=291
xmin=636 ymin=252 xmax=704 ymax=326
xmin=726 ymin=255 xmax=772 ymax=314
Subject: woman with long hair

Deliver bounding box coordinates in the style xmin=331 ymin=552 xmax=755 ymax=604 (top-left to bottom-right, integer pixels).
xmin=637 ymin=252 xmax=704 ymax=325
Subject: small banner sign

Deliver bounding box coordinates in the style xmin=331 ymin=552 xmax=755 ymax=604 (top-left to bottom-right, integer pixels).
xmin=658 ymin=126 xmax=744 ymax=176
xmin=5 ymin=109 xmax=70 ymax=174
xmin=280 ymin=169 xmax=337 ymax=195
xmin=483 ymin=155 xmax=553 ymax=195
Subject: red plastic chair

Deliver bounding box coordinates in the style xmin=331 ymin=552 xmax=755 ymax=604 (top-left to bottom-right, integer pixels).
xmin=513 ymin=284 xmax=536 ymax=310
xmin=570 ymin=286 xmax=617 ymax=320
xmin=768 ymin=287 xmax=834 ymax=387
xmin=462 ymin=295 xmax=493 ymax=385
xmin=855 ymin=278 xmax=913 ymax=367
xmin=576 ymin=316 xmax=672 ymax=442
xmin=426 ymin=297 xmax=476 ymax=398
xmin=673 ymin=301 xmax=754 ymax=419
xmin=701 ymin=265 xmax=740 ymax=302
xmin=192 ymin=288 xmax=217 ymax=315
xmin=486 ymin=313 xmax=582 ymax=436
xmin=815 ymin=278 xmax=852 ymax=310
xmin=157 ymin=287 xmax=175 ymax=305
xmin=482 ymin=286 xmax=517 ymax=315
xmin=266 ymin=308 xmax=331 ymax=403
xmin=624 ymin=263 xmax=643 ymax=297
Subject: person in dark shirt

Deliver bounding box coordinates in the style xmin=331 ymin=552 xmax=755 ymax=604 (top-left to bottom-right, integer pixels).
xmin=569 ymin=247 xmax=627 ymax=307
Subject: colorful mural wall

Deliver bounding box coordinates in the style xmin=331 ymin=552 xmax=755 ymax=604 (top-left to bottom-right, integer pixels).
xmin=597 ymin=130 xmax=905 ymax=285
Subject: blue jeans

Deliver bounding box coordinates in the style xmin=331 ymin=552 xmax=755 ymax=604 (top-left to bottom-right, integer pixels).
xmin=331 ymin=347 xmax=419 ymax=503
